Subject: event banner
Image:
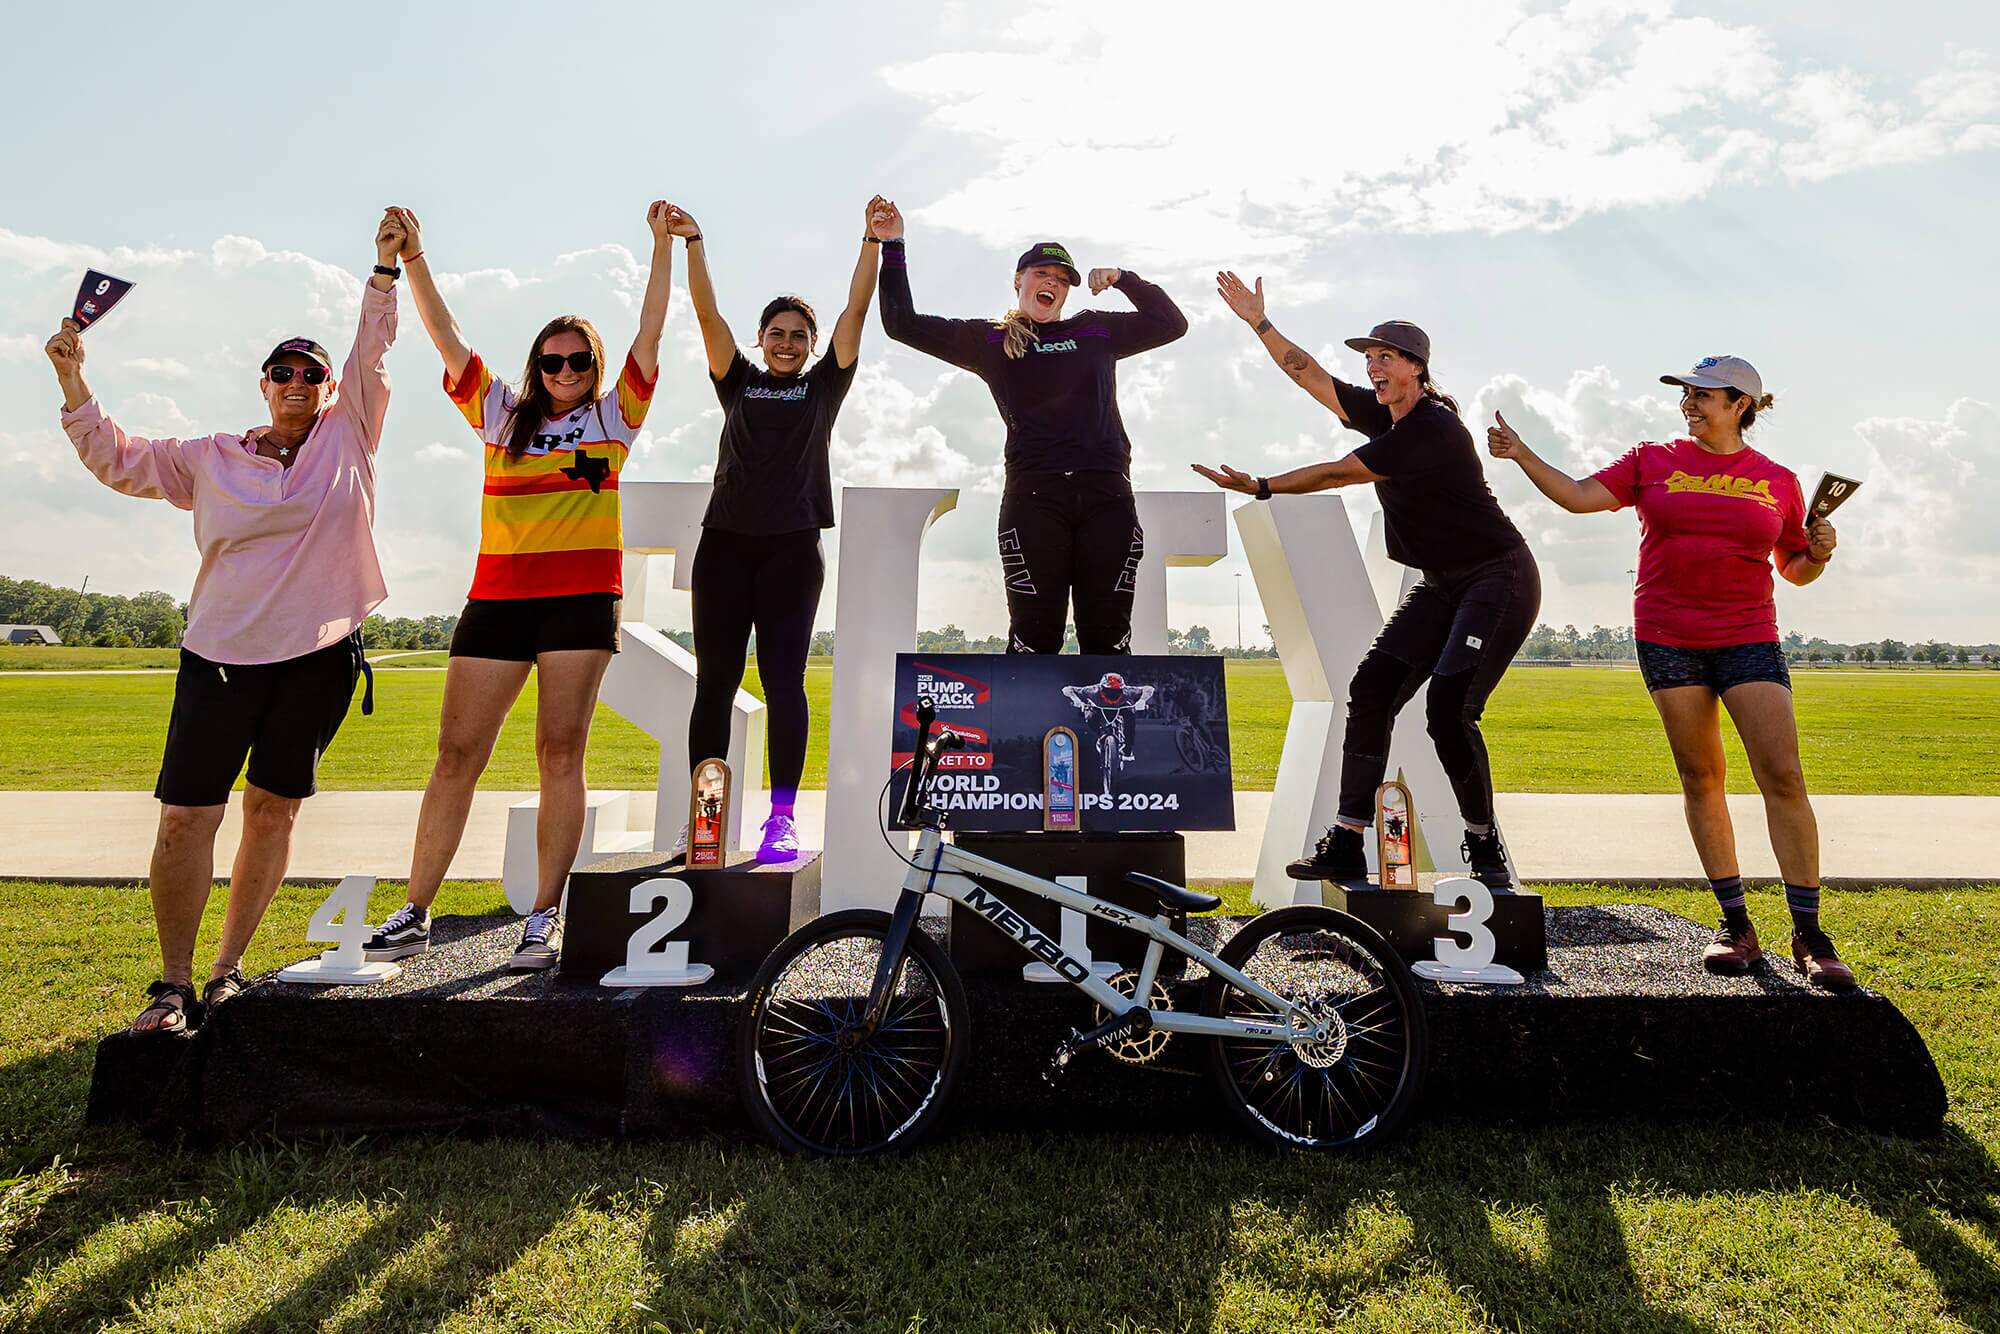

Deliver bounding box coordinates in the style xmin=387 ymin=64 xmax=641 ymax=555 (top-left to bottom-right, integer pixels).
xmin=890 ymin=654 xmax=1234 ymax=832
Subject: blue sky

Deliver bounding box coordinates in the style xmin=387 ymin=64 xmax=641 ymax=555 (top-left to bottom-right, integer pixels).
xmin=4 ymin=1 xmax=1997 ymax=644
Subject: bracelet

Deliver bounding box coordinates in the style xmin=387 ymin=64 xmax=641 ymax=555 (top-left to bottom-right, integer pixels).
xmin=685 ymin=233 xmax=702 ymax=244
xmin=1255 ymin=476 xmax=1272 ymax=501
xmin=863 ymin=236 xmax=882 ymax=244
xmin=1254 ymin=318 xmax=1273 ymax=335
xmin=372 ymin=263 xmax=401 ymax=279
xmin=405 ymin=251 xmax=424 ymax=265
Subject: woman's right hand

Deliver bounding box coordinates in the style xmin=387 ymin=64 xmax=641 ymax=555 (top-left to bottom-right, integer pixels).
xmin=1485 ymin=411 xmax=1530 ymax=461
xmin=1216 ymin=270 xmax=1266 ymax=327
xmin=387 ymin=206 xmax=423 ymax=259
xmin=869 ymin=198 xmax=904 ymax=241
xmin=45 ymin=321 xmax=84 ymax=379
xmin=662 ymin=204 xmax=700 ymax=239
xmin=1190 ymin=462 xmax=1259 ymax=495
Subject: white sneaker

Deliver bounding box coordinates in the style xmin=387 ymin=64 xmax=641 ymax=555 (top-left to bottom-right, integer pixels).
xmin=757 ymin=814 xmax=800 ymax=863
xmin=669 ymin=823 xmax=689 ymax=861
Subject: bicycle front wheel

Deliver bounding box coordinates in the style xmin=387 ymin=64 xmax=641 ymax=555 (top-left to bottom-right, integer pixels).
xmin=1202 ymin=906 xmax=1428 ymax=1150
xmin=738 ymin=908 xmax=968 ymax=1156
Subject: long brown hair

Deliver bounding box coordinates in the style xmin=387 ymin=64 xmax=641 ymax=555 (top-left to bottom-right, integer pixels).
xmin=506 ymin=315 xmax=607 ymax=459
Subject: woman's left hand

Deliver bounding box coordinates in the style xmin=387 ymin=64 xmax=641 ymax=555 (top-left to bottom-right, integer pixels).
xmin=1191 ymin=462 xmax=1258 ymax=494
xmin=647 ymin=200 xmax=674 ymax=240
xmin=1088 ymin=267 xmax=1122 ymax=295
xmin=1808 ymin=517 xmax=1837 ymax=562
xmin=375 ymin=210 xmax=405 ymax=266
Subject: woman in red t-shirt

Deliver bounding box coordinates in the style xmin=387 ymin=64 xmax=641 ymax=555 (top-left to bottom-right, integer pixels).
xmin=1487 ymin=355 xmax=1855 ymax=990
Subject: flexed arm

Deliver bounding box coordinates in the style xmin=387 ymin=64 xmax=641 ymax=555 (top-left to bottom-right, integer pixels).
xmin=665 ymin=204 xmax=734 ymax=379
xmin=1091 ymin=267 xmax=1188 ymax=356
xmin=387 ymin=207 xmax=472 ymax=384
xmin=830 ymin=196 xmax=889 ymax=369
xmin=1216 ymin=271 xmax=1349 ymax=425
xmin=628 ymin=201 xmax=674 ymax=383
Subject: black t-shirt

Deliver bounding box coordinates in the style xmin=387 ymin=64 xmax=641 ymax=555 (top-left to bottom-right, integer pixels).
xmin=877 ymin=240 xmax=1188 ymax=477
xmin=1335 ymin=379 xmax=1525 ymax=572
xmin=702 ymin=349 xmax=857 ymax=534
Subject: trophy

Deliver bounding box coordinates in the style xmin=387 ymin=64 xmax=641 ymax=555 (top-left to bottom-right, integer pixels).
xmin=1808 ymin=472 xmax=1861 ymax=523
xmin=1375 ymin=780 xmax=1416 ymax=889
xmin=688 ymin=758 xmax=732 ymax=868
xmin=1043 ymin=726 xmax=1080 ymax=832
xmin=68 ymin=270 xmax=135 ymax=332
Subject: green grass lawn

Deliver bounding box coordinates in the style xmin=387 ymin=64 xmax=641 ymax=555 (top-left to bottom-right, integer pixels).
xmin=3 ymin=660 xmax=1996 ymax=795
xmin=1 ymin=878 xmax=1996 ymax=1330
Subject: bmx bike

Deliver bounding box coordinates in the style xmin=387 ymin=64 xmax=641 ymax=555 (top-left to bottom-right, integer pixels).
xmin=736 ymin=699 xmax=1428 ymax=1155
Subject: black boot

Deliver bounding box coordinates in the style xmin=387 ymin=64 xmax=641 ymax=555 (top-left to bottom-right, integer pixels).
xmin=1460 ymin=828 xmax=1513 ymax=890
xmin=1287 ymin=825 xmax=1367 ymax=881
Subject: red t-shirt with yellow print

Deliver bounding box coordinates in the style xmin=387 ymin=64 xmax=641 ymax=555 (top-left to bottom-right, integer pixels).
xmin=1592 ymin=439 xmax=1810 ymax=649
xmin=445 ymin=351 xmax=656 ymax=599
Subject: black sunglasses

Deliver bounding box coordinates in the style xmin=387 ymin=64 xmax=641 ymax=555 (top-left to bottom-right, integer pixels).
xmin=537 ymin=351 xmax=596 ymax=374
xmin=267 ymin=365 xmax=329 ymax=385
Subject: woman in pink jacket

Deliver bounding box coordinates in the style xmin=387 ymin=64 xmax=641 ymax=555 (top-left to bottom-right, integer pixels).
xmin=44 ymin=210 xmax=407 ymax=1035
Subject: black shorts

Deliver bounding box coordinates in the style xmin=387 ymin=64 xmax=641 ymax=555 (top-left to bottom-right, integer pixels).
xmin=449 ymin=593 xmax=621 ymax=661
xmin=156 ymin=634 xmax=365 ymax=807
xmin=1636 ymin=639 xmax=1791 ymax=693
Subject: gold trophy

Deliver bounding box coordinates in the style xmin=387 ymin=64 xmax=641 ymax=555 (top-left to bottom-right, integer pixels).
xmin=1375 ymin=780 xmax=1416 ymax=890
xmin=688 ymin=758 xmax=732 ymax=868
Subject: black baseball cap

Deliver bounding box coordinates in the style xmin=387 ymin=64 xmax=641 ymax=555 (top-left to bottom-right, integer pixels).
xmin=1343 ymin=320 xmax=1432 ymax=366
xmin=261 ymin=337 xmax=332 ymax=372
xmin=1015 ymin=242 xmax=1081 ymax=286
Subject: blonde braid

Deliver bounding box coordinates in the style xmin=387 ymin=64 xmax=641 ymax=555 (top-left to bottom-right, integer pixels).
xmin=995 ymin=309 xmax=1038 ymax=360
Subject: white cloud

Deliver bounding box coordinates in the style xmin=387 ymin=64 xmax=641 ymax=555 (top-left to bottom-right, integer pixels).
xmin=123 ymin=356 xmax=190 ymax=380
xmin=880 ymin=2 xmax=2000 ymax=266
xmin=1852 ymin=397 xmax=2000 ymax=568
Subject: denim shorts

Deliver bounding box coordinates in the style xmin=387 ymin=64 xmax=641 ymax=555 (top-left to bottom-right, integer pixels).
xmin=1635 ymin=639 xmax=1791 ymax=694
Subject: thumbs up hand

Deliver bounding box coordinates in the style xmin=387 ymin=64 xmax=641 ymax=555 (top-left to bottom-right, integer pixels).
xmin=1486 ymin=411 xmax=1529 ymax=461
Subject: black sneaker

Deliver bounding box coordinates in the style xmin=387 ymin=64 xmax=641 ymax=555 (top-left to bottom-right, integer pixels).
xmin=1461 ymin=829 xmax=1514 ymax=890
xmin=363 ymin=902 xmax=431 ymax=962
xmin=1287 ymin=825 xmax=1368 ymax=881
xmin=509 ymin=908 xmax=562 ymax=971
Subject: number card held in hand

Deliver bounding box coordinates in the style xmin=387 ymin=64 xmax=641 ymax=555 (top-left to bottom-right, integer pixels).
xmin=69 ymin=270 xmax=135 ymax=331
xmin=1808 ymin=472 xmax=1861 ymax=523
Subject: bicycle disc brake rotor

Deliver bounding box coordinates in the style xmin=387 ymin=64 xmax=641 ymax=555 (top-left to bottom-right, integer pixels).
xmin=1096 ymin=971 xmax=1173 ymax=1065
xmin=1284 ymin=996 xmax=1348 ymax=1070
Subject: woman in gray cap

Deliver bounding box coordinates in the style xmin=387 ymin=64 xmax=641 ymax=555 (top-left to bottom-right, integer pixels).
xmin=872 ymin=199 xmax=1187 ymax=654
xmin=1195 ymin=273 xmax=1539 ymax=889
xmin=1487 ymin=356 xmax=1852 ymax=990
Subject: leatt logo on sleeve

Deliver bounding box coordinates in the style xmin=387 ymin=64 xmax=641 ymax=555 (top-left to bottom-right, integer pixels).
xmin=1663 ymin=470 xmax=1779 ymax=509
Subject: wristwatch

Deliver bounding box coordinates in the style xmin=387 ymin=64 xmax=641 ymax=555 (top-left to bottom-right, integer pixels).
xmin=372 ymin=263 xmax=401 ymax=279
xmin=1255 ymin=476 xmax=1272 ymax=501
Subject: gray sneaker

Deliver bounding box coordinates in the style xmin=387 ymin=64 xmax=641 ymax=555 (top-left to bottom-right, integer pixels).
xmin=509 ymin=908 xmax=563 ymax=971
xmin=669 ymin=823 xmax=689 ymax=862
xmin=363 ymin=901 xmax=431 ymax=962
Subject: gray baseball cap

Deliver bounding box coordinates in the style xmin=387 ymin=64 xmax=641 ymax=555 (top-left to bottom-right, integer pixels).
xmin=1344 ymin=320 xmax=1431 ymax=365
xmin=1661 ymin=355 xmax=1762 ymax=399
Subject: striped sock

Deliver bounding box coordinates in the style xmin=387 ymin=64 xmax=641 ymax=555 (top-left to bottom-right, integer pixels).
xmin=1710 ymin=875 xmax=1749 ymax=923
xmin=1785 ymin=882 xmax=1821 ymax=934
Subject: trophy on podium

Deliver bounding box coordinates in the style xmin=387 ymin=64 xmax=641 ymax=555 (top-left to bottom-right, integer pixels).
xmin=1042 ymin=726 xmax=1080 ymax=832
xmin=688 ymin=758 xmax=732 ymax=868
xmin=1375 ymin=780 xmax=1416 ymax=889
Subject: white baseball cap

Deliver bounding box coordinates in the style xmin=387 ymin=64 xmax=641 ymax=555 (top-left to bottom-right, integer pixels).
xmin=1661 ymin=355 xmax=1762 ymax=399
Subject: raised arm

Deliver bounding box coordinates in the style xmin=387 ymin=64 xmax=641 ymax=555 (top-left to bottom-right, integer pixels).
xmin=664 ymin=204 xmax=735 ymax=380
xmin=628 ymin=201 xmax=674 ymax=383
xmin=336 ymin=209 xmax=405 ymax=447
xmin=47 ymin=327 xmax=196 ymax=506
xmin=871 ymin=199 xmax=987 ymax=372
xmin=829 ymin=196 xmax=888 ymax=369
xmin=1088 ymin=266 xmax=1188 ymax=357
xmin=387 ymin=207 xmax=472 ymax=384
xmin=1485 ymin=412 xmax=1618 ymax=513
xmin=1216 ymin=271 xmax=1349 ymax=425
xmin=1192 ymin=453 xmax=1387 ymax=497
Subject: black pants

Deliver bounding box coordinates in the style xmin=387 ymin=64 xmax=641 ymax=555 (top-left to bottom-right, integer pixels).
xmin=156 ymin=633 xmax=366 ymax=806
xmin=689 ymin=527 xmax=824 ymax=801
xmin=998 ymin=471 xmax=1143 ymax=654
xmin=1338 ymin=544 xmax=1541 ymax=826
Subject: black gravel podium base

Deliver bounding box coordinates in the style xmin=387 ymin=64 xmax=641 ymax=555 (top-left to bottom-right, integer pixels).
xmin=88 ymin=904 xmax=1946 ymax=1143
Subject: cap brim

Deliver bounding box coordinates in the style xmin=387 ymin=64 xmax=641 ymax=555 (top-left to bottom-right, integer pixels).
xmin=1659 ymin=373 xmax=1730 ymax=389
xmin=1345 ymin=335 xmax=1426 ymax=361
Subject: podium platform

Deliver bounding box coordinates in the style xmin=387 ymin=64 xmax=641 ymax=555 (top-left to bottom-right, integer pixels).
xmin=88 ymin=904 xmax=1947 ymax=1143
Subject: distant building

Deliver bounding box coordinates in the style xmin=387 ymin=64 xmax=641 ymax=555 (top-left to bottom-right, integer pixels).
xmin=0 ymin=625 xmax=61 ymax=645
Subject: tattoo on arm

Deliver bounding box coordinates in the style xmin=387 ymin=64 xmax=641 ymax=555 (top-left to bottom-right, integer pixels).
xmin=1280 ymin=345 xmax=1309 ymax=382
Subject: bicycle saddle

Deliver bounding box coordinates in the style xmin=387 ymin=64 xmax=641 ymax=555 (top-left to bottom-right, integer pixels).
xmin=1124 ymin=872 xmax=1222 ymax=915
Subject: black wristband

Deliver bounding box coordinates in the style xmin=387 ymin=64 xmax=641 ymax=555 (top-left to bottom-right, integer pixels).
xmin=862 ymin=236 xmax=881 ymax=244
xmin=1253 ymin=317 xmax=1272 ymax=335
xmin=372 ymin=263 xmax=401 ymax=279
xmin=1256 ymin=476 xmax=1272 ymax=501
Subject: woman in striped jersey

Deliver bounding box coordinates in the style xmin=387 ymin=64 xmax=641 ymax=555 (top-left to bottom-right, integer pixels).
xmin=364 ymin=203 xmax=673 ymax=971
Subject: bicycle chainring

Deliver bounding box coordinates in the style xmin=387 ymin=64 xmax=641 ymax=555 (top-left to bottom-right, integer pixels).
xmin=1095 ymin=971 xmax=1174 ymax=1065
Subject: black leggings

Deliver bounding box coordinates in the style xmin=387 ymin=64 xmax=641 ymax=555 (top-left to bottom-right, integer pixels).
xmin=688 ymin=527 xmax=824 ymax=803
xmin=997 ymin=471 xmax=1143 ymax=654
xmin=1338 ymin=544 xmax=1541 ymax=826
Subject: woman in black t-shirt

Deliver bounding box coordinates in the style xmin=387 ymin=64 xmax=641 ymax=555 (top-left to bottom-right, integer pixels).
xmin=871 ymin=199 xmax=1188 ymax=654
xmin=663 ymin=200 xmax=882 ymax=861
xmin=1194 ymin=274 xmax=1539 ymax=889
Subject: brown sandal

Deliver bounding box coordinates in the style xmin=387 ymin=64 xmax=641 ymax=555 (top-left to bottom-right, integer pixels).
xmin=202 ymin=968 xmax=247 ymax=1010
xmin=132 ymin=980 xmax=200 ymax=1035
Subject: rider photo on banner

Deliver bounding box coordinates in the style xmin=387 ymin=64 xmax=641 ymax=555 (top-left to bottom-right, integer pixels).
xmin=889 ymin=653 xmax=1234 ymax=832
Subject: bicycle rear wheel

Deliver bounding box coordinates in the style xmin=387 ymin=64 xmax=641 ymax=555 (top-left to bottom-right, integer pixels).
xmin=1202 ymin=906 xmax=1427 ymax=1149
xmin=738 ymin=908 xmax=968 ymax=1156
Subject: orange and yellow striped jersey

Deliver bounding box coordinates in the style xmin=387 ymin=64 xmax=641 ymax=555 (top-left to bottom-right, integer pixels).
xmin=444 ymin=351 xmax=656 ymax=599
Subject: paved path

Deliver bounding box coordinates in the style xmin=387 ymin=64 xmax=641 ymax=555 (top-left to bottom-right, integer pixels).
xmin=3 ymin=790 xmax=1992 ymax=884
